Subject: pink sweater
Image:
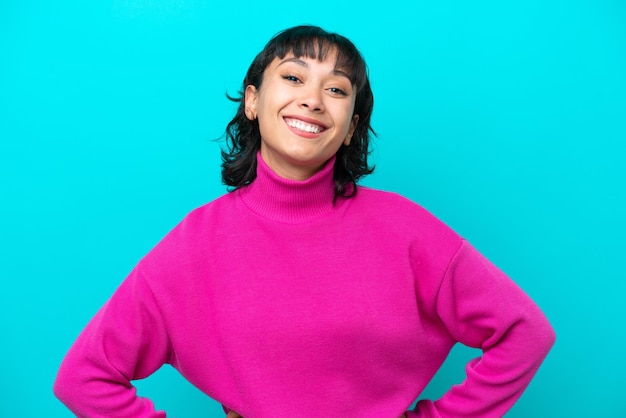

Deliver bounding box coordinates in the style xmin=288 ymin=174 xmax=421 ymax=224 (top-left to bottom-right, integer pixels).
xmin=54 ymin=155 xmax=555 ymax=417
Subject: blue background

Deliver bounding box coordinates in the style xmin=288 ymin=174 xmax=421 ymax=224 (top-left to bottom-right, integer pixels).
xmin=1 ymin=1 xmax=624 ymax=416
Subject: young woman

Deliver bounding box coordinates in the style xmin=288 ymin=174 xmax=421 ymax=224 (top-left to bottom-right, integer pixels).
xmin=54 ymin=25 xmax=555 ymax=418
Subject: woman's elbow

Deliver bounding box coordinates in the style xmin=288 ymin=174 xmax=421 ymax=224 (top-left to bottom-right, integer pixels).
xmin=53 ymin=359 xmax=84 ymax=411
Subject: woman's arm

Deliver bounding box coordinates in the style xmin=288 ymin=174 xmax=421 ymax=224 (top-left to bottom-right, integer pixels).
xmin=54 ymin=268 xmax=171 ymax=417
xmin=410 ymin=240 xmax=555 ymax=417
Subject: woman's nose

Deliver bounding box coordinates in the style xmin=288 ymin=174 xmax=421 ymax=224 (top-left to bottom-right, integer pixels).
xmin=299 ymin=85 xmax=324 ymax=112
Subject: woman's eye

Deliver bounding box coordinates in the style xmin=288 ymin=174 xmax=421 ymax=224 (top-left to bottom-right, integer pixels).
xmin=283 ymin=75 xmax=301 ymax=83
xmin=328 ymin=87 xmax=347 ymax=96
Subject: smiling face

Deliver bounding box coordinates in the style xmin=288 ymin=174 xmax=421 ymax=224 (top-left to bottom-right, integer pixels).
xmin=245 ymin=49 xmax=359 ymax=180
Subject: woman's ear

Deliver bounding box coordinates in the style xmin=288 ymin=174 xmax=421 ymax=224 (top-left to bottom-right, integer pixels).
xmin=244 ymin=85 xmax=258 ymax=120
xmin=344 ymin=114 xmax=359 ymax=146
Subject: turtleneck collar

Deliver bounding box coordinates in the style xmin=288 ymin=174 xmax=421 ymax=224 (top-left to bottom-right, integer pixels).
xmin=238 ymin=153 xmax=337 ymax=223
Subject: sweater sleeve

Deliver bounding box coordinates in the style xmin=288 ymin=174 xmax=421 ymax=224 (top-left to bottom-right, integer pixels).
xmin=409 ymin=240 xmax=555 ymax=418
xmin=53 ymin=267 xmax=171 ymax=417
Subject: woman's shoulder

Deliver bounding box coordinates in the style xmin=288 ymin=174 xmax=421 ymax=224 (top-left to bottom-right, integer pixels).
xmin=352 ymin=185 xmax=464 ymax=265
xmin=179 ymin=191 xmax=238 ymax=224
xmin=136 ymin=192 xmax=238 ymax=269
xmin=355 ymin=186 xmax=439 ymax=219
xmin=353 ymin=186 xmax=460 ymax=239
xmin=356 ymin=185 xmax=417 ymax=203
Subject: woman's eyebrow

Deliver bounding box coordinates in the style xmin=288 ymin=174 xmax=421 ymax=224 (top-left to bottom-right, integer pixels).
xmin=332 ymin=68 xmax=351 ymax=80
xmin=277 ymin=57 xmax=308 ymax=68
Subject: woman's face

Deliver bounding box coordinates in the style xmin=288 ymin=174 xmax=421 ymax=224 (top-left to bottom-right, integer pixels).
xmin=245 ymin=49 xmax=358 ymax=180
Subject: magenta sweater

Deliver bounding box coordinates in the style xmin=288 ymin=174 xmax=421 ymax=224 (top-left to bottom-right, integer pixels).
xmin=54 ymin=154 xmax=555 ymax=417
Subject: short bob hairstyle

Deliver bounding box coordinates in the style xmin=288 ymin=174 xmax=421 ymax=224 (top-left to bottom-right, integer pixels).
xmin=221 ymin=25 xmax=375 ymax=200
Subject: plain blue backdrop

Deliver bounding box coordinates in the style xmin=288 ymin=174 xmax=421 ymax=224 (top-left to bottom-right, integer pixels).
xmin=1 ymin=1 xmax=624 ymax=416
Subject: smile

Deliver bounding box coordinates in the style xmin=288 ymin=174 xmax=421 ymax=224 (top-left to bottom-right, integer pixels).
xmin=284 ymin=117 xmax=326 ymax=134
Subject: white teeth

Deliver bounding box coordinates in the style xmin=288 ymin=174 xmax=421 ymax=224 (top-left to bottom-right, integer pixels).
xmin=286 ymin=118 xmax=323 ymax=133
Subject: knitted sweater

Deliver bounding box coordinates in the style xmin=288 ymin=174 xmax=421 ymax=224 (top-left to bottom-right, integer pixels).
xmin=54 ymin=154 xmax=555 ymax=418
